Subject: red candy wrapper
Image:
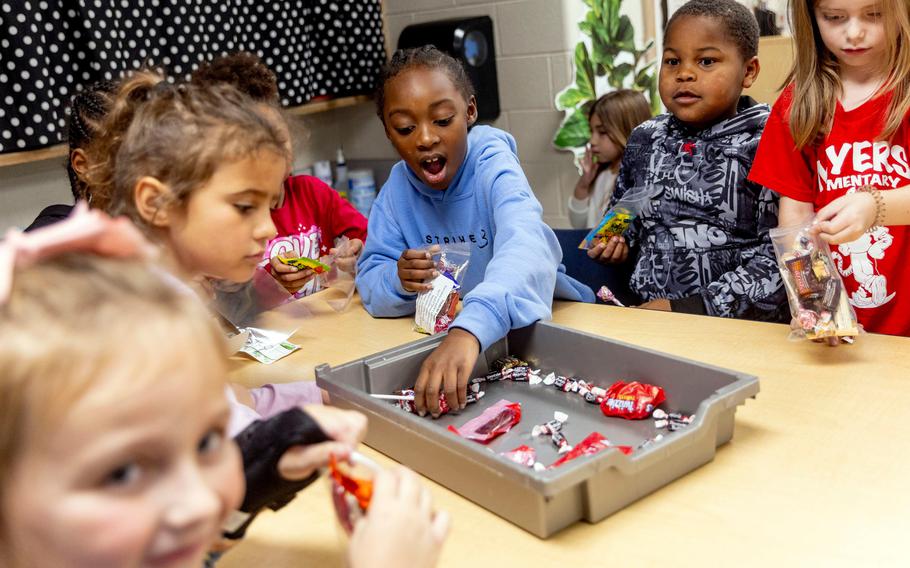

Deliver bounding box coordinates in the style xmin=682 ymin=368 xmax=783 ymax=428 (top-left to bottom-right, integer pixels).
xmin=599 ymin=380 xmax=666 ymax=419
xmin=500 ymin=444 xmax=537 ymax=467
xmin=448 ymin=399 xmax=521 ymax=443
xmin=329 ymin=453 xmax=378 ymax=535
xmin=549 ymin=432 xmax=632 ymax=469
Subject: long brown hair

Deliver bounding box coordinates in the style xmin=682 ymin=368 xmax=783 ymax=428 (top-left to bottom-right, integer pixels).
xmin=786 ymin=0 xmax=910 ymax=148
xmin=84 ymin=70 xmax=289 ymax=224
xmin=587 ymin=89 xmax=652 ymax=168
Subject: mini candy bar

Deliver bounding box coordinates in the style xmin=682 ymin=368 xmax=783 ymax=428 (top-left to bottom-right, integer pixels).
xmin=448 ymin=399 xmax=522 ymax=443
xmin=500 ymin=445 xmax=537 ymax=468
xmin=277 ymin=255 xmax=331 ymax=274
xmin=583 ymin=391 xmax=601 ymax=404
xmin=600 ymin=380 xmax=667 ymax=420
xmin=469 ymin=366 xmax=531 ymax=386
xmin=652 ymin=409 xmax=690 ymax=422
xmin=784 ymin=252 xmax=824 ymax=298
xmin=490 ymin=356 xmax=529 ymax=372
xmin=549 ymin=432 xmax=611 ymax=468
xmin=531 ymin=411 xmax=568 ymax=438
xmin=553 ymin=375 xmax=568 ymax=390
xmin=550 ymin=429 xmax=572 ymax=454
xmin=392 ymin=388 xmax=484 ymax=415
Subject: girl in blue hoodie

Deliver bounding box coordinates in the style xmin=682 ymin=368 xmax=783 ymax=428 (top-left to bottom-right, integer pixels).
xmin=356 ymin=46 xmax=593 ymax=418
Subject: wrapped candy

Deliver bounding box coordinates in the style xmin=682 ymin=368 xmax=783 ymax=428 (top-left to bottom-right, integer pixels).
xmin=500 ymin=445 xmax=537 ymax=468
xmin=375 ymin=385 xmax=484 ymax=415
xmin=770 ymin=220 xmax=859 ymax=342
xmin=600 ymin=380 xmax=666 ymax=419
xmin=578 ymin=190 xmax=650 ymax=250
xmin=329 ymin=453 xmax=380 ymax=535
xmin=447 ymin=399 xmax=522 ymax=443
xmin=549 ymin=432 xmax=632 ymax=469
xmin=490 ymin=356 xmax=529 ymax=372
xmin=596 ymin=285 xmax=625 ymax=306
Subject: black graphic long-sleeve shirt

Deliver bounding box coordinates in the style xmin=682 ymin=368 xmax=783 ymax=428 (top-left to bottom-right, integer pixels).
xmin=611 ymin=97 xmax=787 ymax=322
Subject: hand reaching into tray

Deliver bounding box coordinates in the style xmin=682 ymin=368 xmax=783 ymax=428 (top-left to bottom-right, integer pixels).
xmin=414 ymin=328 xmax=481 ymax=417
xmin=348 ymin=467 xmax=449 ymax=568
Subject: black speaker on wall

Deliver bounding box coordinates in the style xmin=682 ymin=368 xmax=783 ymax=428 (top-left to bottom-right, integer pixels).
xmin=397 ymin=16 xmax=500 ymax=122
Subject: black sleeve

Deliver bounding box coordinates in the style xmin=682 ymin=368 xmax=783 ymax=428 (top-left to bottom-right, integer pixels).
xmin=223 ymin=407 xmax=329 ymax=540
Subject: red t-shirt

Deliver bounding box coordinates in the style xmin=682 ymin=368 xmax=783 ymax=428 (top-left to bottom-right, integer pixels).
xmin=750 ymin=85 xmax=910 ymax=336
xmin=263 ymin=175 xmax=368 ymax=297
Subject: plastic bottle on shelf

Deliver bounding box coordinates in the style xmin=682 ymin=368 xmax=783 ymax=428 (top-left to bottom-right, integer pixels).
xmin=334 ymin=147 xmax=349 ymax=200
xmin=348 ymin=169 xmax=376 ymax=218
xmin=314 ymin=159 xmax=333 ymax=188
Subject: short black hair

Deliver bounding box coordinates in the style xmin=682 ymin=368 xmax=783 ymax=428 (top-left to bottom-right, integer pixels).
xmin=375 ymin=45 xmax=475 ymax=122
xmin=666 ymin=0 xmax=759 ymax=60
xmin=190 ymin=51 xmax=279 ymax=103
xmin=65 ymin=79 xmax=117 ymax=200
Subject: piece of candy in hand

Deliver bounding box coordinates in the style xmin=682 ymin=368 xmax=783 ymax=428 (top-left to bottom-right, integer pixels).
xmin=277 ymin=255 xmax=331 ymax=274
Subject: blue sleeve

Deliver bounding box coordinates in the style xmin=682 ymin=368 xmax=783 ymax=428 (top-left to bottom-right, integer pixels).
xmin=451 ymin=151 xmax=559 ymax=350
xmin=355 ymin=192 xmax=418 ymax=317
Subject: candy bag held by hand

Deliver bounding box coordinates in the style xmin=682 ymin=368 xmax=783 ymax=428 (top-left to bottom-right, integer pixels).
xmin=770 ymin=219 xmax=860 ymax=342
xmin=447 ymin=399 xmax=521 ymax=443
xmin=329 ymin=452 xmax=380 ymax=535
xmin=600 ymin=380 xmax=666 ymax=419
xmin=415 ymin=243 xmax=471 ymax=335
xmin=579 ymin=190 xmax=650 ymax=250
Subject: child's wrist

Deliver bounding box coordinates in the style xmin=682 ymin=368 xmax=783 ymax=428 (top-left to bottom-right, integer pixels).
xmin=857 ymin=185 xmax=885 ymax=230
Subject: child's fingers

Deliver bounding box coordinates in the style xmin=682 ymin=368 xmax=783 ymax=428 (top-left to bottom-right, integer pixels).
xmin=276 ymin=441 xmax=352 ymax=481
xmin=610 ymin=239 xmax=628 ymax=262
xmin=399 ymin=267 xmax=437 ymax=282
xmin=456 ymin=362 xmax=470 ymax=410
xmin=270 ymin=257 xmax=299 ymax=273
xmin=277 ymin=268 xmax=316 ymax=282
xmin=442 ymin=365 xmax=460 ymax=415
xmin=401 ymin=248 xmax=433 ymax=262
xmin=395 ymin=467 xmax=422 ymax=503
xmin=586 ymin=242 xmax=607 ymax=259
xmin=431 ymin=510 xmax=450 ymax=544
xmin=413 ymin=364 xmax=432 ymax=417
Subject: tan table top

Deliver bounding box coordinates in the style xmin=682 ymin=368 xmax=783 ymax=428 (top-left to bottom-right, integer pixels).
xmin=223 ymin=298 xmax=909 ymax=567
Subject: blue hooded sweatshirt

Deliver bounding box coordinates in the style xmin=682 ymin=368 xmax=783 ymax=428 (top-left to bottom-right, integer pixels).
xmin=356 ymin=125 xmax=594 ymax=350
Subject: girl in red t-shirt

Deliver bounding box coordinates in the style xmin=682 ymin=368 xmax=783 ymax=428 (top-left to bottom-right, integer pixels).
xmin=750 ymin=0 xmax=910 ymax=336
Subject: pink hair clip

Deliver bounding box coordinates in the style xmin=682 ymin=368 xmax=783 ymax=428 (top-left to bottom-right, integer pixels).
xmin=0 ymin=202 xmax=157 ymax=303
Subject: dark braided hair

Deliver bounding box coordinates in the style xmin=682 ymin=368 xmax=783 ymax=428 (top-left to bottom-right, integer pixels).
xmin=375 ymin=45 xmax=475 ymax=122
xmin=190 ymin=52 xmax=280 ymax=103
xmin=666 ymin=0 xmax=760 ymax=60
xmin=65 ymin=80 xmax=117 ymax=200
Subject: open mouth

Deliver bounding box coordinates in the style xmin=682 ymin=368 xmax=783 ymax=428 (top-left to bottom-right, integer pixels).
xmin=419 ymin=155 xmax=448 ymax=186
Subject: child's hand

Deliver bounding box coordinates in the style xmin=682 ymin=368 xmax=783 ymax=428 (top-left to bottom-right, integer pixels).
xmin=269 ymin=254 xmax=318 ymax=293
xmin=414 ymin=328 xmax=480 ymax=417
xmin=330 ymin=238 xmax=364 ymax=274
xmin=276 ymin=405 xmax=367 ymax=481
xmin=575 ymin=145 xmax=599 ymax=197
xmin=811 ymin=191 xmax=878 ymax=244
xmin=637 ymin=298 xmax=671 ymax=311
xmin=397 ymin=248 xmax=439 ymax=293
xmin=348 ymin=466 xmax=449 ymax=568
xmin=587 ymin=236 xmax=629 ymax=264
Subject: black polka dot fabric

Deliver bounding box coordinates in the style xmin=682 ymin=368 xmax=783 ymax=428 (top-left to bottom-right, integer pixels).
xmin=0 ymin=0 xmax=386 ymax=154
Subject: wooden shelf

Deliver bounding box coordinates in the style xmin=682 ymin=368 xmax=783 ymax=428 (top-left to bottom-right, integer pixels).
xmin=0 ymin=95 xmax=373 ymax=168
xmin=0 ymin=143 xmax=68 ymax=168
xmin=286 ymin=94 xmax=372 ymax=116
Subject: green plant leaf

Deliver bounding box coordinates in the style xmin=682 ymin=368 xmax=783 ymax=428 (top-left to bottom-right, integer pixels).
xmin=609 ymin=62 xmax=634 ymax=88
xmin=574 ymin=43 xmax=596 ymax=98
xmin=553 ymin=109 xmax=591 ymax=149
xmin=606 ymin=0 xmax=620 ymax=37
xmin=555 ymin=87 xmax=587 ymax=111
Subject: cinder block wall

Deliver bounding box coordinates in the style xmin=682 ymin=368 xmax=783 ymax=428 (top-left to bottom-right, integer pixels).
xmin=315 ymin=0 xmax=589 ymax=228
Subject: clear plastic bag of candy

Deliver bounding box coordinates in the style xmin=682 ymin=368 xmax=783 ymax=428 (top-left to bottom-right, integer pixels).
xmin=769 ymin=218 xmax=860 ymax=342
xmin=328 ymin=452 xmax=380 ymax=535
xmin=414 ymin=243 xmax=471 ymax=335
xmin=578 ymin=189 xmax=650 ymax=250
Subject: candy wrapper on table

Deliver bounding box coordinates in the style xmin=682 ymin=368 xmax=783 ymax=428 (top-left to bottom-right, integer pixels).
xmin=448 ymin=399 xmax=521 ymax=443
xmin=769 ymin=219 xmax=859 ymax=342
xmin=578 ymin=190 xmax=650 ymax=250
xmin=414 ymin=243 xmax=471 ymax=335
xmin=500 ymin=445 xmax=537 ymax=468
xmin=549 ymin=432 xmax=632 ymax=469
xmin=328 ymin=452 xmax=380 ymax=535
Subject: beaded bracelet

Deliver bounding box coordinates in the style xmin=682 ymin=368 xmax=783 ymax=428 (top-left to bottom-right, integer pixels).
xmin=857 ymin=185 xmax=885 ymax=231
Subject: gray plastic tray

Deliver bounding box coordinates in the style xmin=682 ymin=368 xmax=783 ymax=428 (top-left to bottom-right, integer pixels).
xmin=315 ymin=321 xmax=759 ymax=538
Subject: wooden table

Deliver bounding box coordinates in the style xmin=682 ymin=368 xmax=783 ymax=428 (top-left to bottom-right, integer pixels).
xmin=224 ymin=298 xmax=909 ymax=567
